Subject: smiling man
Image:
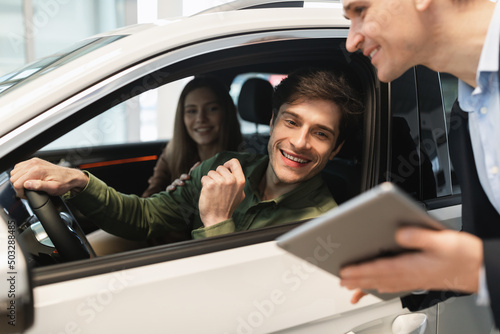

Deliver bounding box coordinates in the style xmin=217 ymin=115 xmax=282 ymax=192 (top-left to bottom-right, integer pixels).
xmin=340 ymin=0 xmax=500 ymax=328
xmin=10 ymin=68 xmax=363 ymax=243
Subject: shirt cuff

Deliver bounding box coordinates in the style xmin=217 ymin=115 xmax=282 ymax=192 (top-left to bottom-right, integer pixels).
xmin=191 ymin=219 xmax=236 ymax=239
xmin=476 ymin=265 xmax=490 ymax=306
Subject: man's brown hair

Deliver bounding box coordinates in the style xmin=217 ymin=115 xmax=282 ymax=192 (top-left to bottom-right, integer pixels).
xmin=272 ymin=68 xmax=364 ymax=149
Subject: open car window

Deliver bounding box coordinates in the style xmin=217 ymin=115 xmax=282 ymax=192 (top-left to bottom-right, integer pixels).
xmin=0 ymin=30 xmax=376 ymax=282
xmin=41 ymin=78 xmax=191 ymax=151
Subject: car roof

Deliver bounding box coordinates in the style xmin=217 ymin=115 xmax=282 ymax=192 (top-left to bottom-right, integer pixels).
xmin=0 ymin=7 xmax=348 ymax=140
xmin=193 ymin=0 xmax=341 ymax=15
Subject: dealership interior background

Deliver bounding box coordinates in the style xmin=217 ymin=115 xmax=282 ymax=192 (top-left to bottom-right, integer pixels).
xmin=0 ymin=0 xmax=218 ymax=76
xmin=0 ymin=0 xmax=252 ymax=149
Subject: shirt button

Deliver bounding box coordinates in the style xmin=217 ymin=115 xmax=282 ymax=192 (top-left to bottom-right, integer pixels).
xmin=491 ymin=166 xmax=499 ymax=175
xmin=480 ymin=107 xmax=488 ymax=114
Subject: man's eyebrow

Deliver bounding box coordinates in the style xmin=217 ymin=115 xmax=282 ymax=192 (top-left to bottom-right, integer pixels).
xmin=281 ymin=110 xmax=301 ymax=121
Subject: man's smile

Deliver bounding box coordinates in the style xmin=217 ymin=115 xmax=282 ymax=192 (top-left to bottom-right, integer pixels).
xmin=280 ymin=149 xmax=311 ymax=165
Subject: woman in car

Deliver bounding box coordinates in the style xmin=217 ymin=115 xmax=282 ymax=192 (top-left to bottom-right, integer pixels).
xmin=142 ymin=76 xmax=243 ymax=197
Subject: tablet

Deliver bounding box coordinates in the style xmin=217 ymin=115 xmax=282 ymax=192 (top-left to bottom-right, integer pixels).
xmin=276 ymin=182 xmax=446 ymax=300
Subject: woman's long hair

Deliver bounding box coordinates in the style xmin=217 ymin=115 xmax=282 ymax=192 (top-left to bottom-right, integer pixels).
xmin=166 ymin=76 xmax=243 ymax=178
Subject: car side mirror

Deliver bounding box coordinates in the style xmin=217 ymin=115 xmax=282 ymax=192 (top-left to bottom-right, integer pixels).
xmin=0 ymin=215 xmax=34 ymax=333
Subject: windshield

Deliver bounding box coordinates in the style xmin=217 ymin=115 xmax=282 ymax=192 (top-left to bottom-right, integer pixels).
xmin=0 ymin=35 xmax=125 ymax=96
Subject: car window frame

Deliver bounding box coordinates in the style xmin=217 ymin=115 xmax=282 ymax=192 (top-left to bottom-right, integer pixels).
xmin=388 ymin=66 xmax=462 ymax=216
xmin=5 ymin=27 xmax=381 ymax=284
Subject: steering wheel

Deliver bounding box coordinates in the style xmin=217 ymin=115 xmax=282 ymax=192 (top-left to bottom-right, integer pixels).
xmin=25 ymin=189 xmax=96 ymax=261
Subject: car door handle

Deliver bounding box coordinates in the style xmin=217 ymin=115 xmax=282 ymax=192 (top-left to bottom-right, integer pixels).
xmin=392 ymin=313 xmax=427 ymax=334
xmin=345 ymin=313 xmax=427 ymax=334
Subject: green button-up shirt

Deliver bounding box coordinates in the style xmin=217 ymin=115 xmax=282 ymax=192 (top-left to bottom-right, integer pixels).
xmin=67 ymin=152 xmax=337 ymax=240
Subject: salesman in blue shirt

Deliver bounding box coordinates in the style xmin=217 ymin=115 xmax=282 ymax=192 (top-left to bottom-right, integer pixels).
xmin=340 ymin=0 xmax=500 ymax=327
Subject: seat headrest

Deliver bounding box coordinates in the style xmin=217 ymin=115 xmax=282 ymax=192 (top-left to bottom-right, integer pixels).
xmin=237 ymin=78 xmax=273 ymax=125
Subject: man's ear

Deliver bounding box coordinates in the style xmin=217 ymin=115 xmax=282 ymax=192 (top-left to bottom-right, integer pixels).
xmin=414 ymin=0 xmax=432 ymax=11
xmin=329 ymin=141 xmax=344 ymax=160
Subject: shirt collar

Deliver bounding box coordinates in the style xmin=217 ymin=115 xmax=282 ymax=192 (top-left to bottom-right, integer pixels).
xmin=246 ymin=156 xmax=326 ymax=205
xmin=274 ymin=173 xmax=325 ymax=205
xmin=458 ymin=80 xmax=475 ymax=112
xmin=458 ymin=1 xmax=500 ymax=111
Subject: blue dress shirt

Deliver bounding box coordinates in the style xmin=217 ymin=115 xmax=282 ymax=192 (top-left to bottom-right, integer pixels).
xmin=457 ymin=0 xmax=500 ymax=306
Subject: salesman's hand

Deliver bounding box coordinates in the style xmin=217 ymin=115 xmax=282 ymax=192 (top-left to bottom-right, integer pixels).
xmin=10 ymin=158 xmax=89 ymax=198
xmin=349 ymin=290 xmax=368 ymax=304
xmin=198 ymin=158 xmax=246 ymax=227
xmin=340 ymin=226 xmax=483 ymax=298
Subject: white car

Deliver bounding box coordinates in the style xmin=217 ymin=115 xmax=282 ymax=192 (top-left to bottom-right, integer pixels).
xmin=0 ymin=1 xmax=497 ymax=333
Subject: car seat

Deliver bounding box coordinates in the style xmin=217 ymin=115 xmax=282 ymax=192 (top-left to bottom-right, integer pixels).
xmin=237 ymin=77 xmax=274 ymax=155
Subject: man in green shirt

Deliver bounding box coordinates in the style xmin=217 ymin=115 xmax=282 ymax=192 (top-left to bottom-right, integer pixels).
xmin=11 ymin=68 xmax=364 ymax=244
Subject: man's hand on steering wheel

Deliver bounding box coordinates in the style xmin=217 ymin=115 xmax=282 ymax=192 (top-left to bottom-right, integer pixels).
xmin=10 ymin=157 xmax=89 ymax=198
xmin=10 ymin=158 xmax=95 ymax=261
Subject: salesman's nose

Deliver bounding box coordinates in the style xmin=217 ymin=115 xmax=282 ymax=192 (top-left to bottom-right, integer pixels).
xmin=346 ymin=22 xmax=364 ymax=53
